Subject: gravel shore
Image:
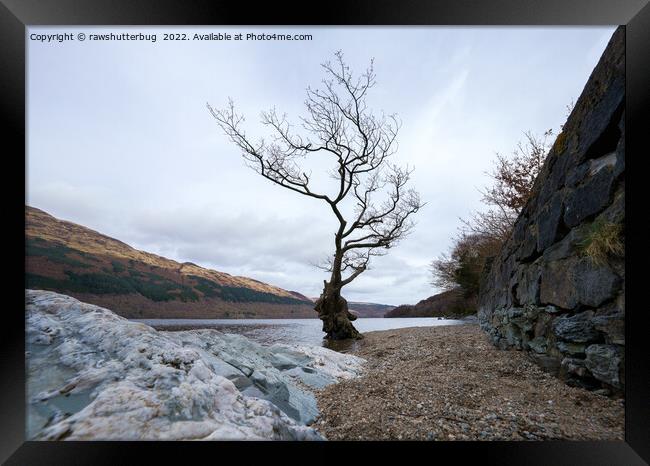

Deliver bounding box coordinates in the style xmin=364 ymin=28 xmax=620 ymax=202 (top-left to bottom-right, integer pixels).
xmin=313 ymin=324 xmax=624 ymax=441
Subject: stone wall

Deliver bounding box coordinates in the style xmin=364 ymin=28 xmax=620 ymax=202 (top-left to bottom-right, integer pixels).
xmin=478 ymin=27 xmax=625 ymax=395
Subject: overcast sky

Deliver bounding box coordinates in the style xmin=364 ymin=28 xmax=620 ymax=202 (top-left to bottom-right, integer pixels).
xmin=27 ymin=26 xmax=615 ymax=305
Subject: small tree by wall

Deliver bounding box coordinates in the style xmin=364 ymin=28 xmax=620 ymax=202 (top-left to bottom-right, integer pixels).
xmin=431 ymin=130 xmax=555 ymax=300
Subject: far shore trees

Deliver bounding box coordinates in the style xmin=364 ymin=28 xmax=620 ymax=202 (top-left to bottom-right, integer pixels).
xmin=208 ymin=52 xmax=422 ymax=340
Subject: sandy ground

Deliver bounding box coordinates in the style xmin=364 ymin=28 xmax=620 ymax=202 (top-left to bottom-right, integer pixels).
xmin=313 ymin=324 xmax=624 ymax=441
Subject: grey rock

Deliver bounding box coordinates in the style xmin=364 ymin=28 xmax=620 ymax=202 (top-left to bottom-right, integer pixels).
xmin=613 ymin=117 xmax=625 ymax=178
xmin=565 ymin=161 xmax=590 ymax=188
xmin=514 ymin=265 xmax=541 ymax=306
xmin=532 ymin=312 xmax=553 ymax=338
xmin=552 ymin=311 xmax=599 ymax=343
xmin=541 ymin=227 xmax=584 ymax=262
xmin=598 ymin=189 xmax=625 ymax=225
xmin=556 ymin=341 xmax=587 ymax=356
xmin=540 ymin=258 xmax=579 ymax=309
xmin=573 ymin=67 xmax=624 ymax=163
xmin=589 ymin=152 xmax=617 ymax=177
xmin=585 ymin=344 xmax=624 ymax=388
xmin=592 ymin=312 xmax=625 ymax=345
xmin=537 ymin=192 xmax=564 ymax=252
xmin=563 ymin=166 xmax=616 ymax=228
xmin=25 ymin=290 xmax=365 ymax=440
xmin=547 ymin=147 xmax=571 ymax=190
xmin=506 ymin=326 xmax=523 ymax=347
xmin=561 ymin=357 xmax=588 ymax=378
xmin=527 ymin=337 xmax=548 ymax=354
xmin=573 ymin=259 xmax=620 ymax=308
xmin=518 ymin=228 xmax=539 ymax=261
xmin=540 ymin=257 xmax=619 ymax=310
xmin=543 ymin=305 xmax=562 ymax=314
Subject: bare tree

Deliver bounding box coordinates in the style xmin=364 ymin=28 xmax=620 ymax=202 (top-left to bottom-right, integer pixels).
xmin=208 ymin=51 xmax=422 ymax=340
xmin=431 ymin=129 xmax=554 ymax=299
xmin=461 ymin=130 xmax=553 ymax=243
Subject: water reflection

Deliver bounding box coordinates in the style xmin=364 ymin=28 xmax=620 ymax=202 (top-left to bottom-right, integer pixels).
xmin=321 ymin=338 xmax=364 ymax=353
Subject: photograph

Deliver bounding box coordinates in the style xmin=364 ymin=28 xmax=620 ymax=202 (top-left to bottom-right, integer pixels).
xmin=1 ymin=1 xmax=647 ymax=462
xmin=22 ymin=23 xmax=627 ymax=443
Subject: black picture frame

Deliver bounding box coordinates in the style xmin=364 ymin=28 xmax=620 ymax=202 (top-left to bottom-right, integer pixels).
xmin=2 ymin=1 xmax=648 ymax=464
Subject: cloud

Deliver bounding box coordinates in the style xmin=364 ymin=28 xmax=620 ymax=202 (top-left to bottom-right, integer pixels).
xmin=27 ymin=26 xmax=616 ymax=305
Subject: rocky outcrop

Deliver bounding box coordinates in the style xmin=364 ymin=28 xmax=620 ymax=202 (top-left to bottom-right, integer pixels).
xmin=26 ymin=290 xmax=364 ymax=440
xmin=478 ymin=27 xmax=625 ymax=395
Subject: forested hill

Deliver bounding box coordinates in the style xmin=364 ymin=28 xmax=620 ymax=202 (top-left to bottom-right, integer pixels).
xmin=384 ymin=289 xmax=476 ymax=318
xmin=25 ymin=206 xmax=316 ymax=319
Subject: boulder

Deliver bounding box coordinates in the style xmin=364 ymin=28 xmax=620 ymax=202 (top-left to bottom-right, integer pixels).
xmin=551 ymin=311 xmax=600 ymax=343
xmin=585 ymin=344 xmax=624 ymax=388
xmin=526 ymin=337 xmax=548 ymax=354
xmin=537 ymin=192 xmax=564 ymax=252
xmin=25 ymin=290 xmax=364 ymax=440
xmin=556 ymin=341 xmax=587 ymax=356
xmin=592 ymin=312 xmax=625 ymax=345
xmin=560 ymin=357 xmax=588 ymax=378
xmin=540 ymin=258 xmax=579 ymax=309
xmin=540 ymin=257 xmax=619 ymax=310
xmin=563 ymin=166 xmax=616 ymax=228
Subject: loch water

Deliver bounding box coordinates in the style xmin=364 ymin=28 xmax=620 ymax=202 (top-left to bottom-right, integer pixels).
xmin=132 ymin=317 xmax=467 ymax=352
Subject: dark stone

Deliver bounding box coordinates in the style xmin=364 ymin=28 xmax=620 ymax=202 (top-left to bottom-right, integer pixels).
xmin=540 ymin=257 xmax=619 ymax=309
xmin=585 ymin=344 xmax=624 ymax=388
xmin=547 ymin=149 xmax=571 ymax=192
xmin=592 ymin=312 xmax=625 ymax=345
xmin=599 ymin=188 xmax=624 ymax=225
xmin=540 ymin=258 xmax=578 ymax=309
xmin=514 ymin=264 xmax=541 ymax=306
xmin=533 ymin=311 xmax=553 ymax=338
xmin=561 ymin=357 xmax=588 ymax=378
xmin=562 ymin=364 xmax=602 ymax=390
xmin=509 ymin=306 xmax=537 ymax=333
xmin=516 ymin=225 xmax=538 ymax=261
xmin=542 ymin=305 xmax=562 ymax=314
xmin=527 ymin=337 xmax=548 ymax=354
xmin=536 ymin=192 xmax=564 ymax=252
xmin=552 ymin=311 xmax=599 ymax=343
xmin=565 ymin=161 xmax=590 ymax=188
xmin=575 ymin=78 xmax=625 ymax=163
xmin=556 ymin=341 xmax=587 ymax=356
xmin=512 ymin=217 xmax=527 ymax=244
xmin=613 ymin=113 xmax=625 ymax=177
xmin=541 ymin=228 xmax=581 ymax=262
xmin=563 ymin=166 xmax=616 ymax=228
xmin=574 ymin=259 xmax=620 ymax=308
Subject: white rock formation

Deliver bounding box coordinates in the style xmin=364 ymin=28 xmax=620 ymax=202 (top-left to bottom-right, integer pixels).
xmin=25 ymin=290 xmax=364 ymax=440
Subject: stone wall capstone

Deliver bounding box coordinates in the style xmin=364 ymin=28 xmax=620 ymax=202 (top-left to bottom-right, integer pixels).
xmin=477 ymin=27 xmax=625 ymax=395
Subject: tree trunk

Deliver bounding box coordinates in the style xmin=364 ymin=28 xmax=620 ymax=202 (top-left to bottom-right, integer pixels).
xmin=314 ymin=280 xmax=363 ymax=340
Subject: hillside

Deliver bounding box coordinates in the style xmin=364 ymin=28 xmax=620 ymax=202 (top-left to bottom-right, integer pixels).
xmin=25 ymin=206 xmax=316 ymax=319
xmin=347 ymin=302 xmax=395 ymax=318
xmin=384 ymin=289 xmax=476 ymax=318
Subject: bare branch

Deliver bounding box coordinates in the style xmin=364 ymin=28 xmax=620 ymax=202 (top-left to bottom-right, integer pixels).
xmin=208 ymin=52 xmax=422 ymax=292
